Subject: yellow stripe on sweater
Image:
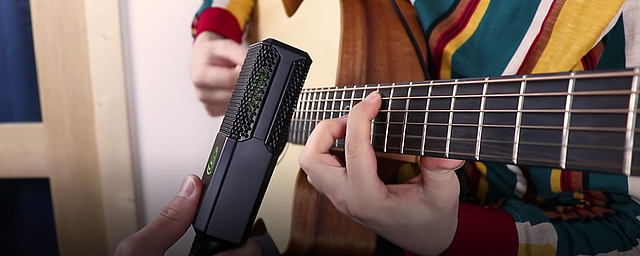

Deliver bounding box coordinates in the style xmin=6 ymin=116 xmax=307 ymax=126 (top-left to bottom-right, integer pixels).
xmin=226 ymin=0 xmax=255 ymax=30
xmin=531 ymin=0 xmax=624 ymax=73
xmin=440 ymin=0 xmax=490 ymax=79
xmin=518 ymin=243 xmax=557 ymax=256
xmin=475 ymin=161 xmax=489 ymax=204
xmin=550 ymin=168 xmax=562 ymax=193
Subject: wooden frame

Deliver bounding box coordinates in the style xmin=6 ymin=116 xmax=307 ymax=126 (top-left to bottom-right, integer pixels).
xmin=0 ymin=0 xmax=136 ymax=255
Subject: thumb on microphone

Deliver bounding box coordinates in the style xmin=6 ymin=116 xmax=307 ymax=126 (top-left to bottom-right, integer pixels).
xmin=116 ymin=175 xmax=202 ymax=256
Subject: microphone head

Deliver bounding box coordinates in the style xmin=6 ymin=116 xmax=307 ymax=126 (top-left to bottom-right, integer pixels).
xmin=219 ymin=39 xmax=311 ymax=152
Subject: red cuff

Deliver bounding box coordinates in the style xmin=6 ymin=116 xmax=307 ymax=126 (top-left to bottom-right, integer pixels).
xmin=442 ymin=203 xmax=518 ymax=255
xmin=194 ymin=7 xmax=243 ymax=43
xmin=404 ymin=203 xmax=518 ymax=256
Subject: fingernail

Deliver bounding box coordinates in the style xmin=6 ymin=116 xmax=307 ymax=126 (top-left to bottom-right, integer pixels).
xmin=178 ymin=175 xmax=196 ymax=197
xmin=364 ymin=91 xmax=380 ymax=102
xmin=338 ymin=114 xmax=349 ymax=120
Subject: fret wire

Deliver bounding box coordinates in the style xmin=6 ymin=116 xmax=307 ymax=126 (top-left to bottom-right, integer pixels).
xmin=315 ymin=89 xmax=323 ymax=129
xmin=330 ymin=86 xmax=339 ymax=122
xmin=624 ymin=68 xmax=640 ymax=176
xmin=321 ymin=89 xmax=327 ymax=122
xmin=327 ymin=88 xmax=338 ymax=147
xmin=371 ymin=84 xmax=381 ymax=144
xmin=300 ymin=93 xmax=309 ymax=143
xmin=384 ymin=85 xmax=395 ymax=153
xmin=322 ymin=88 xmax=330 ymax=122
xmin=311 ymin=89 xmax=319 ymax=141
xmin=309 ymin=89 xmax=316 ymax=138
xmin=307 ymin=89 xmax=317 ymax=143
xmin=306 ymin=90 xmax=313 ymax=143
xmin=297 ymin=89 xmax=635 ymax=103
xmin=298 ymin=69 xmax=635 ymax=94
xmin=421 ymin=81 xmax=433 ymax=156
xmin=289 ymin=119 xmax=638 ymax=132
xmin=294 ymin=93 xmax=303 ymax=143
xmin=362 ymin=84 xmax=369 ymax=106
xmin=319 ymin=89 xmax=324 ymax=123
xmin=295 ymin=108 xmax=634 ymax=114
xmin=560 ymin=73 xmax=576 ymax=169
xmin=401 ymin=83 xmax=412 ymax=154
xmin=446 ymin=80 xmax=458 ymax=158
xmin=362 ymin=84 xmax=372 ymax=144
xmin=476 ymin=78 xmax=489 ymax=161
xmin=301 ymin=89 xmax=308 ymax=142
xmin=302 ymin=91 xmax=308 ymax=143
xmin=347 ymin=85 xmax=357 ymax=145
xmin=513 ymin=75 xmax=527 ymax=164
xmin=349 ymin=84 xmax=357 ymax=112
xmin=336 ymin=87 xmax=346 ymax=148
xmin=313 ymin=89 xmax=320 ymax=127
xmin=312 ymin=89 xmax=319 ymax=141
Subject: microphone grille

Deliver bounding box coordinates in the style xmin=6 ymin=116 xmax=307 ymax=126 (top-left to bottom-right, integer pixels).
xmin=220 ymin=43 xmax=280 ymax=140
xmin=265 ymin=59 xmax=311 ymax=152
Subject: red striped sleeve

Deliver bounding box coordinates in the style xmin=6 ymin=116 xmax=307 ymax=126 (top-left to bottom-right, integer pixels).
xmin=194 ymin=7 xmax=243 ymax=43
xmin=443 ymin=203 xmax=518 ymax=255
xmin=405 ymin=203 xmax=518 ymax=256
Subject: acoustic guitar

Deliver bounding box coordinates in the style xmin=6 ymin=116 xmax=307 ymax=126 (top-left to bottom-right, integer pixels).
xmin=247 ymin=0 xmax=640 ymax=255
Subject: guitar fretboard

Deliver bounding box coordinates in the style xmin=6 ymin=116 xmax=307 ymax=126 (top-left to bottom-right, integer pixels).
xmin=288 ymin=68 xmax=640 ymax=176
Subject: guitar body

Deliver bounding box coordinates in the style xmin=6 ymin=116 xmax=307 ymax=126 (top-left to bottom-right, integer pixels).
xmin=247 ymin=0 xmax=427 ymax=254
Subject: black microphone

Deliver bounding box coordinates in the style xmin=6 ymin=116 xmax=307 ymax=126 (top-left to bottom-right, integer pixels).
xmin=189 ymin=39 xmax=312 ymax=256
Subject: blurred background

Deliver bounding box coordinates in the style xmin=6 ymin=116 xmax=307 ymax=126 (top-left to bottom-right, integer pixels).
xmin=0 ymin=0 xmax=221 ymax=255
xmin=122 ymin=0 xmax=220 ymax=254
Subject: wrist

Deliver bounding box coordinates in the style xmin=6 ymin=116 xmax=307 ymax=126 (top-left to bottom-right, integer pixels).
xmin=193 ymin=7 xmax=243 ymax=43
xmin=392 ymin=198 xmax=458 ymax=256
xmin=419 ymin=200 xmax=459 ymax=256
xmin=195 ymin=31 xmax=226 ymax=42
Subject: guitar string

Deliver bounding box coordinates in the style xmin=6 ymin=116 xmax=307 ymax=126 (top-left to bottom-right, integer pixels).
xmin=295 ymin=69 xmax=637 ymax=94
xmin=295 ymin=70 xmax=640 ymax=116
xmin=321 ymin=143 xmax=633 ymax=170
xmin=300 ymin=140 xmax=638 ymax=171
xmin=288 ymin=123 xmax=640 ymax=151
xmin=288 ymin=132 xmax=640 ymax=154
xmin=332 ymin=139 xmax=638 ymax=156
xmin=287 ymin=69 xmax=640 ymax=172
xmin=296 ymin=89 xmax=637 ymax=103
xmin=289 ymin=108 xmax=640 ymax=152
xmin=289 ymin=119 xmax=640 ymax=132
xmin=295 ymin=109 xmax=637 ymax=114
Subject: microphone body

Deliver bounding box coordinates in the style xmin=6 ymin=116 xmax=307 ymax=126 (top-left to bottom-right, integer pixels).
xmin=189 ymin=39 xmax=311 ymax=255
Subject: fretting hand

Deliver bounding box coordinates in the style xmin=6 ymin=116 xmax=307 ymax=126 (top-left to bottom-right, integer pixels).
xmin=299 ymin=91 xmax=464 ymax=255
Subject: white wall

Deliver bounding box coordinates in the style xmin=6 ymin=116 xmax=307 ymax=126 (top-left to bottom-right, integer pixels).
xmin=120 ymin=0 xmax=222 ymax=255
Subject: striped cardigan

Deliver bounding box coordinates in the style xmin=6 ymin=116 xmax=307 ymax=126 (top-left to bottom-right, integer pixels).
xmin=192 ymin=0 xmax=640 ymax=255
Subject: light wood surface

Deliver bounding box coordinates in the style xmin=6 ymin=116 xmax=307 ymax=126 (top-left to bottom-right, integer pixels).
xmin=248 ymin=0 xmax=342 ymax=252
xmin=83 ymin=0 xmax=138 ymax=254
xmin=247 ymin=0 xmax=427 ymax=254
xmin=0 ymin=0 xmax=136 ymax=255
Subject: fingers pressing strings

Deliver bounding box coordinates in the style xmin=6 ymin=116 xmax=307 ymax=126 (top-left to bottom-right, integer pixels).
xmin=345 ymin=92 xmax=387 ymax=194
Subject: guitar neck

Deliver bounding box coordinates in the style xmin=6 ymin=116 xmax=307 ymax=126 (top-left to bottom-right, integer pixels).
xmin=287 ymin=68 xmax=640 ymax=176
